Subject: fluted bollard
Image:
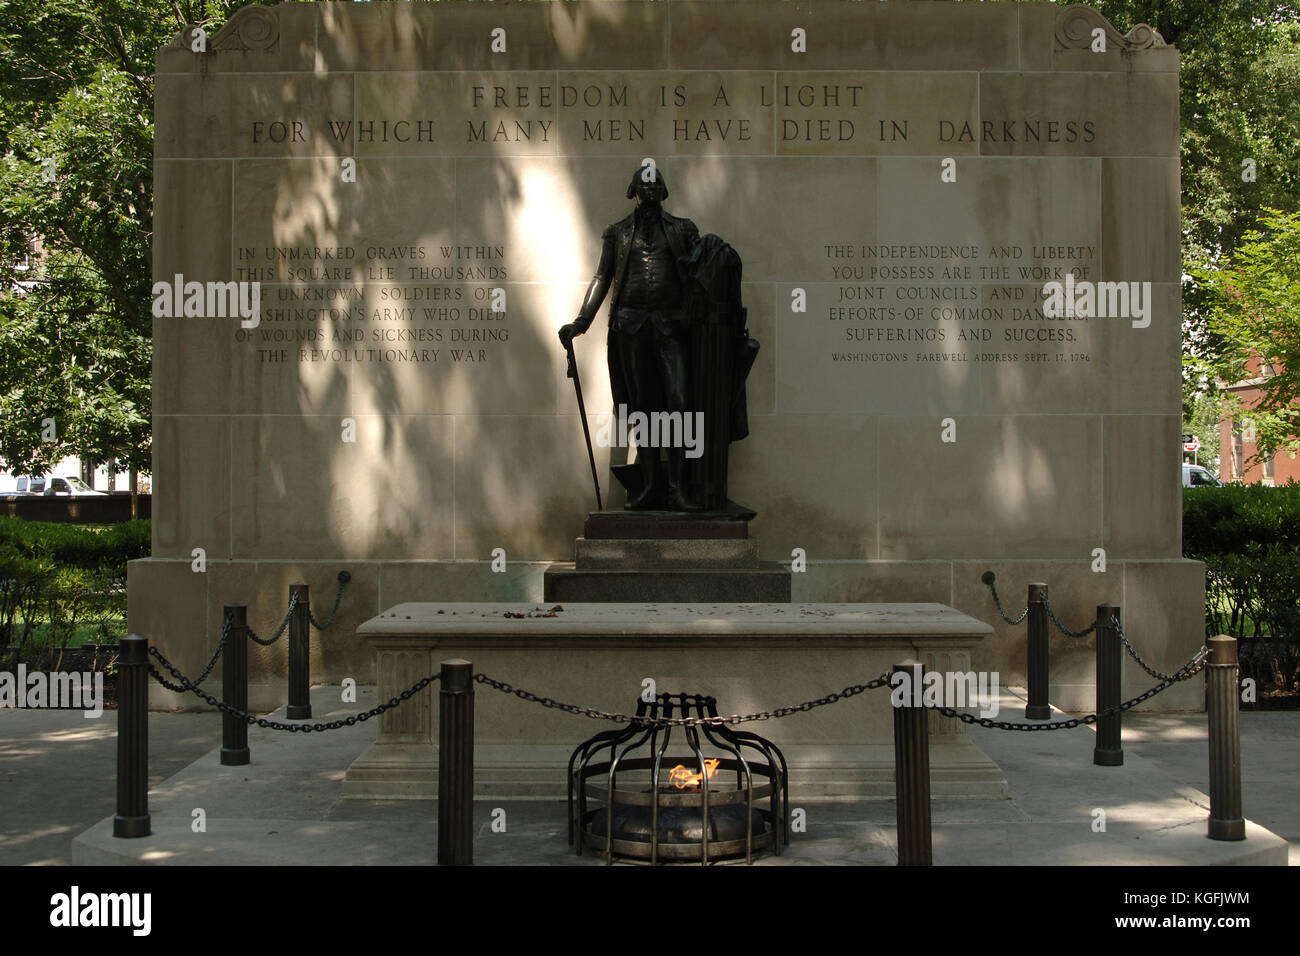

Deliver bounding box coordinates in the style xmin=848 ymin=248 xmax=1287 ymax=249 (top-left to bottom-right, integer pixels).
xmin=220 ymin=604 xmax=250 ymax=766
xmin=1207 ymin=636 xmax=1245 ymax=841
xmin=1026 ymin=582 xmax=1050 ymax=720
xmin=438 ymin=659 xmax=474 ymax=865
xmin=287 ymin=583 xmax=312 ymax=719
xmin=893 ymin=659 xmax=932 ymax=866
xmin=1094 ymin=603 xmax=1123 ymax=766
xmin=113 ymin=635 xmax=151 ymax=838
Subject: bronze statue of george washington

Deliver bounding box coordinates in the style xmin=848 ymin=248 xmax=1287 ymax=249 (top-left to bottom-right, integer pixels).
xmin=559 ymin=164 xmax=757 ymax=514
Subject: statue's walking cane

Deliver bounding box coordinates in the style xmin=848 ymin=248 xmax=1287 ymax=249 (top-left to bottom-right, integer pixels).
xmin=565 ymin=339 xmax=603 ymax=511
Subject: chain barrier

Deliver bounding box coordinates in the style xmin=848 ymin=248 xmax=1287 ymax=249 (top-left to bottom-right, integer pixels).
xmin=473 ymin=672 xmax=895 ymax=726
xmin=1041 ymin=595 xmax=1099 ymax=638
xmin=982 ymin=572 xmax=1098 ymax=636
xmin=188 ymin=613 xmax=233 ymax=688
xmin=982 ymin=572 xmax=1028 ymax=625
xmin=1113 ymin=616 xmax=1205 ymax=682
xmin=245 ymin=591 xmax=297 ymax=646
xmin=142 ymin=620 xmax=1210 ymax=737
xmin=933 ymin=643 xmax=1210 ymax=731
xmin=474 ymin=635 xmax=1208 ymax=732
xmin=239 ymin=572 xmax=351 ymax=638
xmin=308 ymin=571 xmax=351 ymax=630
xmin=146 ymin=645 xmax=439 ymax=732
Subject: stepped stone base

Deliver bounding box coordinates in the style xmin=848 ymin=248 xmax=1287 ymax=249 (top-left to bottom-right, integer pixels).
xmin=583 ymin=510 xmax=753 ymax=540
xmin=574 ymin=537 xmax=760 ymax=570
xmin=548 ymin=511 xmax=789 ymax=601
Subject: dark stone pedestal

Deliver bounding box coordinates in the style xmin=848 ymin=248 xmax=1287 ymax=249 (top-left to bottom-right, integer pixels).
xmin=583 ymin=504 xmax=755 ymax=539
xmin=544 ymin=511 xmax=791 ymax=603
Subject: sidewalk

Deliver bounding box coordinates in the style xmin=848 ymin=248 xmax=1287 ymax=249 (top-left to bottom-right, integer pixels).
xmin=0 ymin=709 xmax=212 ymax=866
xmin=1121 ymin=710 xmax=1299 ymax=866
xmin=1 ymin=685 xmax=1291 ymax=865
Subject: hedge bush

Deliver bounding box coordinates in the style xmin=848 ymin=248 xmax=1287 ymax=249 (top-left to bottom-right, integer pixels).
xmin=0 ymin=519 xmax=150 ymax=663
xmin=0 ymin=518 xmax=150 ymax=572
xmin=1184 ymin=483 xmax=1300 ymax=695
xmin=1183 ymin=482 xmax=1300 ymax=555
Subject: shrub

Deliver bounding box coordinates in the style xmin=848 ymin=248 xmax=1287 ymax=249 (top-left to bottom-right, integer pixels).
xmin=1185 ymin=484 xmax=1300 ymax=695
xmin=0 ymin=518 xmax=149 ymax=572
xmin=0 ymin=519 xmax=148 ymax=666
xmin=1183 ymin=482 xmax=1300 ymax=555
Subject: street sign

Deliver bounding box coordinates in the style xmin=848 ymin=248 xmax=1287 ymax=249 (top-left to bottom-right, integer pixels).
xmin=1183 ymin=435 xmax=1200 ymax=453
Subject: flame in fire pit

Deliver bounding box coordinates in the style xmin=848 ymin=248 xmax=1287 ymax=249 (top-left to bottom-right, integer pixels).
xmin=668 ymin=758 xmax=721 ymax=789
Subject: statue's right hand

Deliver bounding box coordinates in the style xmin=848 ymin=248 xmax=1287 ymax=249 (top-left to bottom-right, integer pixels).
xmin=558 ymin=322 xmax=583 ymax=347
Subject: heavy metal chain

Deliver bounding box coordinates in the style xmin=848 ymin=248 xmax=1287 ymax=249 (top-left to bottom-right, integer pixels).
xmin=1114 ymin=616 xmax=1205 ymax=682
xmin=308 ymin=573 xmax=350 ymax=630
xmin=1042 ymin=595 xmax=1098 ymax=638
xmin=245 ymin=591 xmax=298 ymax=646
xmin=931 ymin=644 xmax=1210 ymax=731
xmin=146 ymin=645 xmax=439 ymax=732
xmin=188 ymin=612 xmax=233 ymax=688
xmin=983 ymin=572 xmax=1098 ymax=636
xmin=473 ymin=672 xmax=894 ymax=726
xmin=984 ymin=574 xmax=1028 ymax=625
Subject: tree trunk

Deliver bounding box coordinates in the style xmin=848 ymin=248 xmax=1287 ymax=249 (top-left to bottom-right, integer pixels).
xmin=129 ymin=464 xmax=138 ymax=520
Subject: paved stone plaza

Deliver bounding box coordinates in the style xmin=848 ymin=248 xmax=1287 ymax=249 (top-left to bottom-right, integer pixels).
xmin=0 ymin=686 xmax=1285 ymax=866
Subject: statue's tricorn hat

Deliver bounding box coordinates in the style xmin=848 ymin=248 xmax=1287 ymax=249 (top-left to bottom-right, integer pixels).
xmin=626 ymin=165 xmax=668 ymax=200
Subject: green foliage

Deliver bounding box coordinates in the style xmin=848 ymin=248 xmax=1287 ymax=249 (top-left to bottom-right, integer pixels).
xmin=0 ymin=519 xmax=149 ymax=661
xmin=1185 ymin=484 xmax=1300 ymax=693
xmin=0 ymin=549 xmax=44 ymax=647
xmin=1189 ymin=209 xmax=1300 ymax=462
xmin=0 ymin=1 xmax=291 ymax=473
xmin=1184 ymin=481 xmax=1300 ymax=553
xmin=0 ymin=1 xmax=164 ymax=472
xmin=1173 ymin=10 xmax=1300 ymax=413
xmin=0 ymin=517 xmax=150 ymax=569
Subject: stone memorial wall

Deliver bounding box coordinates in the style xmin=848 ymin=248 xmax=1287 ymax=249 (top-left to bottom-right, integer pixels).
xmin=134 ymin=0 xmax=1202 ymax=710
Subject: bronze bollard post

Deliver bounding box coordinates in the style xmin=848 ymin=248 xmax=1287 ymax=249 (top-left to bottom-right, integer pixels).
xmin=220 ymin=604 xmax=250 ymax=766
xmin=113 ymin=635 xmax=152 ymax=838
xmin=1026 ymin=582 xmax=1050 ymax=719
xmin=893 ymin=660 xmax=932 ymax=866
xmin=1094 ymin=604 xmax=1123 ymax=766
xmin=287 ymin=583 xmax=312 ymax=719
xmin=1207 ymin=636 xmax=1246 ymax=841
xmin=438 ymin=659 xmax=475 ymax=865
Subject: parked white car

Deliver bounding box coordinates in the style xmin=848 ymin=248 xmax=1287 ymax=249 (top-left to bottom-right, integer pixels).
xmin=13 ymin=475 xmax=107 ymax=496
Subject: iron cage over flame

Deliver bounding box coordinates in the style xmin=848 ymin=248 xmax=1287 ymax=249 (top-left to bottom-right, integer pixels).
xmin=568 ymin=692 xmax=790 ymax=865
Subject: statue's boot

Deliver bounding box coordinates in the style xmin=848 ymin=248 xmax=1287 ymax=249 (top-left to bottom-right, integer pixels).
xmin=626 ymin=450 xmax=665 ymax=510
xmin=663 ymin=449 xmax=703 ymax=512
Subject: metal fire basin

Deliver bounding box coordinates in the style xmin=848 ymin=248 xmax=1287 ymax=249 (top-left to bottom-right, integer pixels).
xmin=568 ymin=693 xmax=789 ymax=865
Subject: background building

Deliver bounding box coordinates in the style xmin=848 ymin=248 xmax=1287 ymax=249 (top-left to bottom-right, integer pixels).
xmin=1219 ymin=355 xmax=1300 ymax=485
